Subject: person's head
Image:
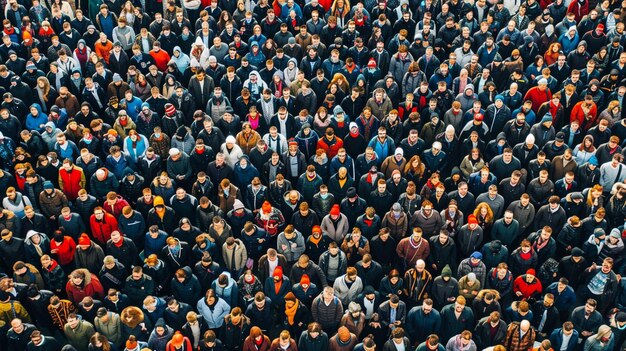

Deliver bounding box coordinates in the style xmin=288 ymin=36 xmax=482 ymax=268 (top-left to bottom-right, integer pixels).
xmin=585 ymin=299 xmax=597 ymax=314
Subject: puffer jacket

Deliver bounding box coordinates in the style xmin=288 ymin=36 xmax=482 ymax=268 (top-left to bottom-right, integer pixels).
xmin=196 ymin=296 xmax=230 ymax=329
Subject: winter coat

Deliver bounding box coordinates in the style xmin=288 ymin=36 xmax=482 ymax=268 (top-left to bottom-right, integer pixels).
xmin=64 ymin=320 xmax=96 ymax=351
xmin=503 ymin=322 xmax=537 ymax=351
xmin=196 ymin=297 xmax=230 ymax=329
xmin=65 ymin=269 xmax=104 ymax=304
xmin=311 ymin=294 xmax=344 ymax=330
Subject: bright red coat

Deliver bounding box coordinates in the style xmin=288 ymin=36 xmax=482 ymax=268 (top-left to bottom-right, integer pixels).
xmin=513 ymin=274 xmax=543 ymax=300
xmin=58 ymin=166 xmax=86 ymax=200
xmin=89 ymin=213 xmax=119 ymax=245
xmin=524 ymin=86 xmax=552 ymax=113
xmin=571 ymin=101 xmax=598 ymax=132
xmin=317 ymin=136 xmax=344 ymax=159
xmin=50 ymin=236 xmax=77 ymax=266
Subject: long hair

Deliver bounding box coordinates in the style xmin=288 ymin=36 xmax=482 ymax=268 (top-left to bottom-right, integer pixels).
xmin=36 ymin=77 xmax=51 ymax=101
xmin=473 ymin=202 xmax=494 ymax=224
xmin=330 ymin=0 xmax=350 ymax=16
xmin=90 ymin=333 xmax=111 ymax=351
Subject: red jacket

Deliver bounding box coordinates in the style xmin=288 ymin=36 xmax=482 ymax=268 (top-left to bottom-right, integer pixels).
xmin=103 ymin=196 xmax=130 ymax=219
xmin=317 ymin=136 xmax=344 ymax=159
xmin=150 ymin=49 xmax=171 ymax=71
xmin=50 ymin=236 xmax=77 ymax=266
xmin=524 ymin=86 xmax=552 ymax=113
xmin=513 ymin=274 xmax=543 ymax=300
xmin=89 ymin=213 xmax=119 ymax=245
xmin=65 ymin=270 xmax=104 ymax=304
xmin=58 ymin=166 xmax=86 ymax=200
xmin=571 ymin=101 xmax=598 ymax=132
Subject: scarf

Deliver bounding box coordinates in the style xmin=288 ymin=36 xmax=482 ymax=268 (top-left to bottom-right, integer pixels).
xmin=274 ymin=279 xmax=282 ymax=294
xmin=249 ymin=114 xmax=260 ymax=129
xmin=309 ymin=234 xmax=322 ymax=245
xmin=520 ymin=250 xmax=532 ymax=260
xmin=119 ymin=117 xmax=128 ymax=126
xmin=534 ymin=237 xmax=549 ymax=251
xmin=285 ymin=300 xmax=299 ymax=325
xmin=141 ymin=110 xmax=152 ymax=123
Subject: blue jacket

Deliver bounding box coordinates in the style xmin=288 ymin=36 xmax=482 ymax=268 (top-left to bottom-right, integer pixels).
xmin=123 ymin=135 xmax=148 ymax=163
xmin=197 ymin=296 xmax=230 ymax=329
xmin=239 ymin=226 xmax=269 ymax=260
xmin=549 ymin=328 xmax=579 ymax=351
xmin=54 ymin=140 xmax=80 ymax=161
xmin=144 ymin=230 xmax=168 ymax=257
xmin=123 ymin=96 xmax=143 ymax=121
xmin=105 ymin=153 xmax=134 ymax=179
xmin=143 ymin=297 xmax=167 ymax=326
xmin=367 ymin=137 xmax=395 ymax=163
xmin=558 ymin=33 xmax=580 ymax=54
xmin=118 ymin=211 xmax=146 ymax=247
xmin=25 ymin=103 xmax=47 ymax=132
xmin=545 ymin=282 xmax=576 ymax=315
xmin=210 ymin=273 xmax=239 ymax=308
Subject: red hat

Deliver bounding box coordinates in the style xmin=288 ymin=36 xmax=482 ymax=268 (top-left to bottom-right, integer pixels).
xmin=165 ymin=103 xmax=176 ymax=116
xmin=330 ymin=204 xmax=340 ymax=216
xmin=300 ymin=274 xmax=310 ymax=286
xmin=288 ymin=141 xmax=298 ymax=147
xmin=367 ymin=58 xmax=377 ymax=68
xmin=78 ymin=233 xmax=91 ymax=246
xmin=597 ymin=23 xmax=605 ymax=31
xmin=312 ymin=225 xmax=321 ymax=234
xmin=467 ymin=214 xmax=478 ymax=225
xmin=526 ymin=268 xmax=536 ymax=276
xmin=474 ymin=113 xmax=484 ymax=121
xmin=273 ymin=266 xmax=283 ymax=278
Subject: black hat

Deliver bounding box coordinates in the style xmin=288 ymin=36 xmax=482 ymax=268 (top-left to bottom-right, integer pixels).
xmin=571 ymin=247 xmax=584 ymax=256
xmin=556 ymin=132 xmax=565 ymax=142
xmin=346 ymin=187 xmax=357 ymax=198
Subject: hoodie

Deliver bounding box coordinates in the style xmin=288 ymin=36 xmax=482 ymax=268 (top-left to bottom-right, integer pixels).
xmin=170 ymin=47 xmax=190 ymax=74
xmin=148 ymin=318 xmax=174 ymax=351
xmin=25 ymin=103 xmax=47 ymax=132
xmin=171 ymin=266 xmax=202 ymax=306
xmin=284 ymin=57 xmax=299 ymax=85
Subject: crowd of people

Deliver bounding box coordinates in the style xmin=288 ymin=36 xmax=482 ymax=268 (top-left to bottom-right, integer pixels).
xmin=1 ymin=0 xmax=626 ymax=350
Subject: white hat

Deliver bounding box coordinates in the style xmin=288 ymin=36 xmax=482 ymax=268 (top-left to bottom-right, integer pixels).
xmin=169 ymin=148 xmax=180 ymax=156
xmin=96 ymin=169 xmax=105 ymax=177
xmin=525 ymin=134 xmax=535 ymax=144
xmin=226 ymin=135 xmax=236 ymax=144
xmin=395 ymin=147 xmax=404 ymax=156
